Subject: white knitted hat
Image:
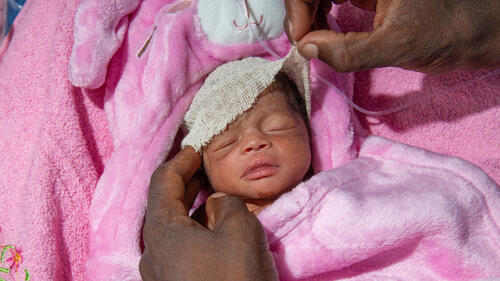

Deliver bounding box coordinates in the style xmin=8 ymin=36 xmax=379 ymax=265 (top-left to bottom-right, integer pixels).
xmin=181 ymin=48 xmax=310 ymax=153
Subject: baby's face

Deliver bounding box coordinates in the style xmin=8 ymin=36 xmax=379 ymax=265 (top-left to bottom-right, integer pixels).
xmin=203 ymin=89 xmax=311 ymax=202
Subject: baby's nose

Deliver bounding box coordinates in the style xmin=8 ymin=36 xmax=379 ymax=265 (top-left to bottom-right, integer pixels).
xmin=242 ymin=132 xmax=271 ymax=153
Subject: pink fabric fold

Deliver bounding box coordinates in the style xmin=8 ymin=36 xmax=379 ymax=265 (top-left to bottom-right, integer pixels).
xmin=259 ymin=136 xmax=500 ymax=281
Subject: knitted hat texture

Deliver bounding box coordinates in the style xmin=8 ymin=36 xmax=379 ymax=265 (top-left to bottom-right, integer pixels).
xmin=181 ymin=48 xmax=310 ymax=153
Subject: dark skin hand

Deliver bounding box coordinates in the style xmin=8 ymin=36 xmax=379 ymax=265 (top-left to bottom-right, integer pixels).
xmin=285 ymin=0 xmax=500 ymax=72
xmin=139 ymin=147 xmax=278 ymax=281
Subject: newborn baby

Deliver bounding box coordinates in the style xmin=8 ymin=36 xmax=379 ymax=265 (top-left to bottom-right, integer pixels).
xmin=182 ymin=48 xmax=311 ymax=214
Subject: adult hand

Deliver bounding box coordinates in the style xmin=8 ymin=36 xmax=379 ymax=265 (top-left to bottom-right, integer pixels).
xmin=285 ymin=0 xmax=500 ymax=72
xmin=139 ymin=147 xmax=278 ymax=281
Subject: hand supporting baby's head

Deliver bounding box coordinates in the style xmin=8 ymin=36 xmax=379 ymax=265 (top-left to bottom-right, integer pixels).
xmin=182 ymin=49 xmax=311 ymax=212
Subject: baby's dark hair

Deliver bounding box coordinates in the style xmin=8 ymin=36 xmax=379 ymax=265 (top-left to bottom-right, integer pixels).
xmin=270 ymin=72 xmax=309 ymax=123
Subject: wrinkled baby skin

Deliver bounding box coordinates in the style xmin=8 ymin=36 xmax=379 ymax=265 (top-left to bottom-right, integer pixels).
xmin=203 ymin=89 xmax=311 ymax=214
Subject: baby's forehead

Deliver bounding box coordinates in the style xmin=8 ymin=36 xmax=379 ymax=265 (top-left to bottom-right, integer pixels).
xmin=216 ymin=88 xmax=295 ymax=132
xmin=253 ymin=86 xmax=291 ymax=109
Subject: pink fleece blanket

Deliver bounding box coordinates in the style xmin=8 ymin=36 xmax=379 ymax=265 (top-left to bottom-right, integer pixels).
xmin=260 ymin=136 xmax=500 ymax=281
xmin=0 ymin=0 xmax=113 ymax=280
xmin=0 ymin=0 xmax=499 ymax=280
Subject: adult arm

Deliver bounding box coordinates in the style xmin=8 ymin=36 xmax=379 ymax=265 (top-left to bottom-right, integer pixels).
xmin=139 ymin=147 xmax=278 ymax=281
xmin=285 ymin=0 xmax=500 ymax=72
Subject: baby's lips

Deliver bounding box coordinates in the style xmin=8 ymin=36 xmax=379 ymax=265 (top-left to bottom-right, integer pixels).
xmin=242 ymin=161 xmax=280 ymax=180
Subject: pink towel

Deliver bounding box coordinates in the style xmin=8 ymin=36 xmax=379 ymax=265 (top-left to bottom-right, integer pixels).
xmin=259 ymin=136 xmax=500 ymax=281
xmin=0 ymin=0 xmax=113 ymax=280
xmin=331 ymin=4 xmax=500 ymax=184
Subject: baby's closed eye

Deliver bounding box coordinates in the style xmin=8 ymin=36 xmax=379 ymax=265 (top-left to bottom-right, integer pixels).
xmin=214 ymin=137 xmax=238 ymax=151
xmin=262 ymin=116 xmax=298 ymax=132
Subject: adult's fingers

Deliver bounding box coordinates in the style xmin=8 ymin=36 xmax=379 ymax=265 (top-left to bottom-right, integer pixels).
xmin=206 ymin=193 xmax=278 ymax=281
xmin=297 ymin=27 xmax=400 ymax=72
xmin=296 ymin=0 xmax=401 ymax=72
xmin=285 ymin=0 xmax=321 ymax=43
xmin=147 ymin=146 xmax=202 ymax=217
xmin=297 ymin=0 xmax=500 ymax=72
xmin=183 ymin=169 xmax=204 ymax=211
xmin=164 ymin=146 xmax=201 ymax=183
xmin=205 ymin=193 xmax=279 ymax=280
xmin=138 ymin=250 xmax=158 ymax=281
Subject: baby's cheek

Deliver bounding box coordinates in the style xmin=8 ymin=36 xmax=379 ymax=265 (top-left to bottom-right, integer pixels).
xmin=282 ymin=139 xmax=311 ymax=177
xmin=202 ymin=156 xmax=218 ymax=190
xmin=206 ymin=160 xmax=236 ymax=193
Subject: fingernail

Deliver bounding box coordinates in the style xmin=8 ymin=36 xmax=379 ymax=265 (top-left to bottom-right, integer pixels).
xmin=210 ymin=192 xmax=227 ymax=199
xmin=301 ymin=44 xmax=319 ymax=59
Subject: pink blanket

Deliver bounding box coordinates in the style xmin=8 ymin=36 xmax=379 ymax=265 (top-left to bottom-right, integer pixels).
xmin=0 ymin=0 xmax=113 ymax=280
xmin=0 ymin=0 xmax=498 ymax=280
xmin=260 ymin=136 xmax=500 ymax=281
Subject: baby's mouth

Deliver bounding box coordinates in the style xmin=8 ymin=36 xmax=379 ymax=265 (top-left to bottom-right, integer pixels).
xmin=242 ymin=162 xmax=279 ymax=180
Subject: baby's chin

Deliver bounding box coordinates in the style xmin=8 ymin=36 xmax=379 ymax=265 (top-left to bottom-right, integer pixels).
xmin=243 ymin=182 xmax=296 ymax=215
xmin=241 ymin=178 xmax=298 ymax=201
xmin=211 ymin=173 xmax=303 ymax=204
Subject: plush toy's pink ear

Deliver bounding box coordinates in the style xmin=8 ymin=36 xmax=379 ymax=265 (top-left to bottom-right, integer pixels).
xmin=68 ymin=0 xmax=142 ymax=89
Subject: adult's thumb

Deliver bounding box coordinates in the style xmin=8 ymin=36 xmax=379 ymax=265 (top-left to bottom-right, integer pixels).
xmin=206 ymin=193 xmax=278 ymax=280
xmin=205 ymin=193 xmax=261 ymax=234
xmin=297 ymin=29 xmax=390 ymax=72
